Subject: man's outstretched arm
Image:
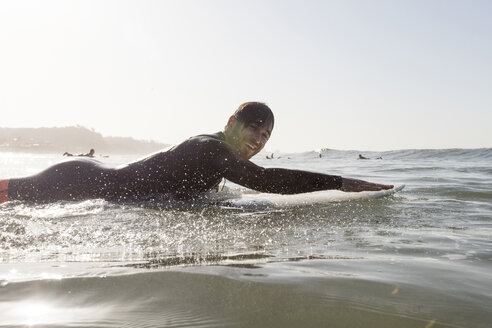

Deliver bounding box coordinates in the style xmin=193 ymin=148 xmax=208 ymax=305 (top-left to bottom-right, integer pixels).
xmin=216 ymin=150 xmax=392 ymax=194
xmin=226 ymin=164 xmax=343 ymax=194
xmin=340 ymin=177 xmax=393 ymax=192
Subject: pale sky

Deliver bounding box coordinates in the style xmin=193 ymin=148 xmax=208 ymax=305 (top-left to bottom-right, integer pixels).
xmin=1 ymin=0 xmax=491 ymax=152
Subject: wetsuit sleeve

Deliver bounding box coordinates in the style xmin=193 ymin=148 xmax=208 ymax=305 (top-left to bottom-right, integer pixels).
xmin=216 ymin=150 xmax=342 ymax=194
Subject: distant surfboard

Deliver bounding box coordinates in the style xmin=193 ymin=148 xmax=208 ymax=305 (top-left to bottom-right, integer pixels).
xmin=216 ymin=184 xmax=405 ymax=209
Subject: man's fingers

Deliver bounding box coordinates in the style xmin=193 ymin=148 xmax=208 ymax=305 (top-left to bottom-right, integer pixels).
xmin=365 ymin=183 xmax=394 ymax=191
xmin=381 ymin=184 xmax=394 ymax=190
xmin=340 ymin=178 xmax=395 ymax=192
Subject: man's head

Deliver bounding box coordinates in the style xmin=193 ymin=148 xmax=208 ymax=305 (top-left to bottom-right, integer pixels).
xmin=224 ymin=102 xmax=274 ymax=160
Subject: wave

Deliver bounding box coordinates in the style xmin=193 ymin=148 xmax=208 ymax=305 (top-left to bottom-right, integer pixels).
xmin=3 ymin=265 xmax=474 ymax=328
xmin=291 ymin=147 xmax=492 ymax=161
xmin=381 ymin=148 xmax=492 ymax=160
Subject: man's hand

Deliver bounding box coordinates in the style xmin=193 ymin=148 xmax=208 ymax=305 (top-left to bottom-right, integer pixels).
xmin=340 ymin=178 xmax=394 ymax=192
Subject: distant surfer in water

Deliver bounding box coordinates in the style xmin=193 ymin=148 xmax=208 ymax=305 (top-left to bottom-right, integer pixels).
xmin=63 ymin=148 xmax=96 ymax=157
xmin=358 ymin=154 xmax=383 ymax=160
xmin=0 ymin=102 xmax=393 ymax=203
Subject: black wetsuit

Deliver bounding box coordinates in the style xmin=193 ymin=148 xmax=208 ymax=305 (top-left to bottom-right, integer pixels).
xmin=6 ymin=132 xmax=342 ymax=202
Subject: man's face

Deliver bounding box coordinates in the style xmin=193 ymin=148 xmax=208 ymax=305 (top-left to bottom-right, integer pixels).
xmin=228 ymin=119 xmax=273 ymax=160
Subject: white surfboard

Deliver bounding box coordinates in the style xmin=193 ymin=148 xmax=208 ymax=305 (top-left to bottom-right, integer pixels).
xmin=219 ymin=184 xmax=405 ymax=209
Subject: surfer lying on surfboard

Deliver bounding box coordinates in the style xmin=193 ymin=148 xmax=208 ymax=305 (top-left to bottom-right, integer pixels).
xmin=0 ymin=102 xmax=393 ymax=203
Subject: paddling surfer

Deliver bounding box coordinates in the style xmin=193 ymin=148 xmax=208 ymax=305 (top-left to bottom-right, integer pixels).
xmin=0 ymin=102 xmax=392 ymax=203
xmin=63 ymin=149 xmax=95 ymax=157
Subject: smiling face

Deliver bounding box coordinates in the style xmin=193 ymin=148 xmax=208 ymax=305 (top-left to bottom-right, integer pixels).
xmin=224 ymin=116 xmax=273 ymax=160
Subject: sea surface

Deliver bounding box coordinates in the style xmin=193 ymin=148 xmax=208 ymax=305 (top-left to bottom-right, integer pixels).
xmin=1 ymin=148 xmax=491 ymax=327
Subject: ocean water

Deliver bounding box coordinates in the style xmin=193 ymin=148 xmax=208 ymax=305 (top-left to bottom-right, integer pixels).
xmin=1 ymin=148 xmax=491 ymax=327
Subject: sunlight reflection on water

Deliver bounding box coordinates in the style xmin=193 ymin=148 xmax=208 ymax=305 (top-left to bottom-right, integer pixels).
xmin=0 ymin=299 xmax=113 ymax=326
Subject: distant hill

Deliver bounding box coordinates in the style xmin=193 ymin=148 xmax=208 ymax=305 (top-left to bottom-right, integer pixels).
xmin=0 ymin=126 xmax=169 ymax=154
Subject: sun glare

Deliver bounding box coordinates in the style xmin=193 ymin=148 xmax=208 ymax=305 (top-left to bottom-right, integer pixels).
xmin=22 ymin=301 xmax=55 ymax=326
xmin=0 ymin=299 xmax=111 ymax=326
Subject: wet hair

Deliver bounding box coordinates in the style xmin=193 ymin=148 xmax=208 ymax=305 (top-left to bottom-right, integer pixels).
xmin=233 ymin=102 xmax=274 ymax=130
